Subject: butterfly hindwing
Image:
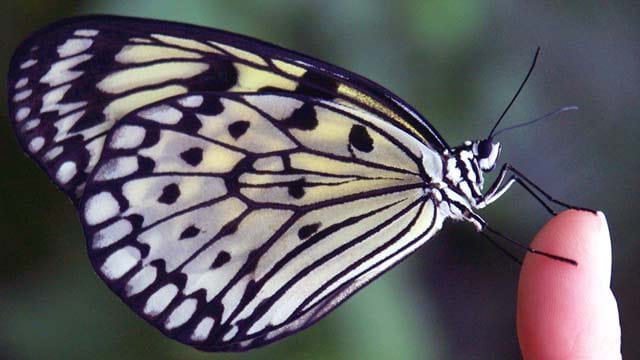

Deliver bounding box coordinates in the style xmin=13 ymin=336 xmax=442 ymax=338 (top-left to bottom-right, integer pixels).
xmin=79 ymin=92 xmax=444 ymax=350
xmin=8 ymin=15 xmax=447 ymax=201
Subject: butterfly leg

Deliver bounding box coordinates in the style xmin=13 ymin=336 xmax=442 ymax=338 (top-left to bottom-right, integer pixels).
xmin=483 ymin=223 xmax=577 ymax=265
xmin=477 ymin=163 xmax=595 ymax=215
xmin=463 ymin=210 xmax=577 ymax=265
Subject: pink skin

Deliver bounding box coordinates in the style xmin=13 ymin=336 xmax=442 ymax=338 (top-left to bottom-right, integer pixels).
xmin=517 ymin=210 xmax=621 ymax=359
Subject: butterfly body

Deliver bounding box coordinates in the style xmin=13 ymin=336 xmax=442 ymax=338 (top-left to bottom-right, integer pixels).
xmin=8 ymin=15 xmax=549 ymax=351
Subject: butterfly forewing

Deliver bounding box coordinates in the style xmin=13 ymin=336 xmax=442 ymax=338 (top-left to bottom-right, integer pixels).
xmin=79 ymin=92 xmax=444 ymax=350
xmin=8 ymin=15 xmax=447 ymax=201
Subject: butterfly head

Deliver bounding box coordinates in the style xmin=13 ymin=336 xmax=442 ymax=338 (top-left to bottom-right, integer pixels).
xmin=473 ymin=139 xmax=501 ymax=172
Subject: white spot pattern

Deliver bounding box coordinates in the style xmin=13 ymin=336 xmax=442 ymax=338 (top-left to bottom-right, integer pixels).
xmin=191 ymin=317 xmax=215 ymax=341
xmin=110 ymin=125 xmax=147 ymax=150
xmin=23 ymin=119 xmax=40 ymax=131
xmin=139 ymin=105 xmax=183 ymax=124
xmin=15 ymin=77 xmax=28 ymax=89
xmin=177 ymin=95 xmax=204 ymax=108
xmin=28 ymin=137 xmax=45 ymax=153
xmin=20 ymin=59 xmax=37 ymax=69
xmin=94 ymin=156 xmax=139 ymax=181
xmin=57 ymin=38 xmax=93 ymax=57
xmin=92 ymin=219 xmax=133 ymax=249
xmin=56 ymin=161 xmax=77 ymax=184
xmin=101 ymin=246 xmax=141 ymax=280
xmin=41 ymin=84 xmax=87 ymax=115
xmin=125 ymin=266 xmax=158 ymax=296
xmin=84 ymin=191 xmax=120 ymax=225
xmin=165 ymin=298 xmax=198 ymax=329
xmin=15 ymin=107 xmax=30 ymax=122
xmin=13 ymin=89 xmax=32 ymax=102
xmin=222 ymin=326 xmax=238 ymax=342
xmin=44 ymin=146 xmax=64 ymax=161
xmin=40 ymin=54 xmax=92 ymax=87
xmin=74 ymin=29 xmax=99 ymax=37
xmin=144 ymin=284 xmax=178 ymax=316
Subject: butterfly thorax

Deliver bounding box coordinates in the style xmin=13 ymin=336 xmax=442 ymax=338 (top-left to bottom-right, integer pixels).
xmin=431 ymin=139 xmax=501 ymax=227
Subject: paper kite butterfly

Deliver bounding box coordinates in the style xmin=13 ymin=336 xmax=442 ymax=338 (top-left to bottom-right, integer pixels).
xmin=7 ymin=15 xmax=586 ymax=351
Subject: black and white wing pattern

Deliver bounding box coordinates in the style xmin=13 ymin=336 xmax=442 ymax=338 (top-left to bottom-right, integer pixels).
xmin=7 ymin=15 xmax=471 ymax=352
xmin=7 ymin=15 xmax=447 ymax=201
xmin=80 ymin=92 xmax=444 ymax=350
xmin=7 ymin=13 xmax=587 ymax=354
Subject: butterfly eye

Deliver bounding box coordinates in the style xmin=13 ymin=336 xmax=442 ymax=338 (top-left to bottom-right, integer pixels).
xmin=477 ymin=139 xmax=493 ymax=159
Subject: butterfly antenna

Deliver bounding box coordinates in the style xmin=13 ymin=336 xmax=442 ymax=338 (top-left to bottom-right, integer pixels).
xmin=487 ymin=47 xmax=541 ymax=139
xmin=491 ymin=105 xmax=578 ymax=138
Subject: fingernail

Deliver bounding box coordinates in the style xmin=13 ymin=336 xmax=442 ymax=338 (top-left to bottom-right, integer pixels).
xmin=596 ymin=211 xmax=612 ymax=286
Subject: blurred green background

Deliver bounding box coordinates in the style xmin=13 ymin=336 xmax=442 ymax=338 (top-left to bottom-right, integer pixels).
xmin=1 ymin=1 xmax=637 ymax=359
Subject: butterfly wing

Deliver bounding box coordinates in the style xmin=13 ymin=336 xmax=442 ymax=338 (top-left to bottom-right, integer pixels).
xmin=8 ymin=15 xmax=448 ymax=201
xmin=79 ymin=92 xmax=445 ymax=350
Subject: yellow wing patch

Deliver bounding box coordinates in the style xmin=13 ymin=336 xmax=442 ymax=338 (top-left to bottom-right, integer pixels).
xmin=337 ymin=84 xmax=426 ymax=144
xmin=115 ymin=45 xmax=203 ymax=64
xmin=151 ymin=33 xmax=223 ymax=54
xmin=210 ymin=41 xmax=268 ymax=67
xmin=273 ymin=59 xmax=307 ymax=77
xmin=103 ymin=85 xmax=188 ymax=122
xmin=231 ymin=63 xmax=298 ymax=92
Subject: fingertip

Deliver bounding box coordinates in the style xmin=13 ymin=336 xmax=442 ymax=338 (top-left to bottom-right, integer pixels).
xmin=517 ymin=210 xmax=620 ymax=359
xmin=528 ymin=210 xmax=611 ymax=284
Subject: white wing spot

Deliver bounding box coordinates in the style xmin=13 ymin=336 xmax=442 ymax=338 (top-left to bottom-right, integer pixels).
xmin=53 ymin=110 xmax=86 ymax=141
xmin=22 ymin=118 xmax=40 ymax=131
xmin=15 ymin=107 xmax=31 ymax=122
xmin=20 ymin=59 xmax=37 ymax=69
xmin=221 ymin=275 xmax=249 ymax=323
xmin=84 ymin=191 xmax=120 ymax=225
xmin=95 ymin=156 xmax=139 ymax=181
xmin=165 ymin=298 xmax=197 ymax=330
xmin=41 ymin=84 xmax=87 ymax=115
xmin=92 ymin=218 xmax=133 ymax=249
xmin=13 ymin=89 xmax=32 ymax=102
xmin=44 ymin=146 xmax=64 ymax=161
xmin=138 ymin=105 xmax=183 ymax=124
xmin=253 ymin=156 xmax=285 ymax=171
xmin=144 ymin=283 xmax=178 ymax=316
xmin=239 ymin=339 xmax=255 ymax=349
xmin=56 ymin=161 xmax=77 ymax=184
xmin=57 ymin=38 xmax=93 ymax=57
xmin=130 ymin=37 xmax=152 ymax=43
xmin=40 ymin=54 xmax=92 ymax=87
xmin=28 ymin=137 xmax=45 ymax=153
xmin=125 ymin=266 xmax=157 ymax=296
xmin=15 ymin=77 xmax=28 ymax=89
xmin=110 ymin=125 xmax=146 ymax=149
xmin=244 ymin=94 xmax=304 ymax=120
xmin=191 ymin=317 xmax=215 ymax=341
xmin=74 ymin=29 xmax=99 ymax=37
xmin=177 ymin=95 xmax=204 ymax=108
xmin=85 ymin=136 xmax=106 ymax=169
xmin=222 ymin=326 xmax=238 ymax=342
xmin=100 ymin=246 xmax=141 ymax=280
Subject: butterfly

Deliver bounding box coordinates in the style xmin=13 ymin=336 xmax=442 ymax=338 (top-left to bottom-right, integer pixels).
xmin=7 ymin=15 xmax=584 ymax=351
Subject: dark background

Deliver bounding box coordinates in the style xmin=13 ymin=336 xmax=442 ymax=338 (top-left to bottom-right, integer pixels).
xmin=1 ymin=1 xmax=637 ymax=359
